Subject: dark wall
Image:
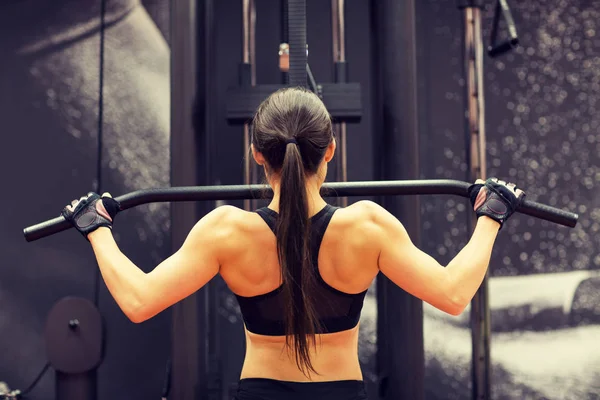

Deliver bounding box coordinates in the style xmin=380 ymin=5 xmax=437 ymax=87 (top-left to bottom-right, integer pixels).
xmin=416 ymin=0 xmax=600 ymax=276
xmin=0 ymin=1 xmax=171 ymax=399
xmin=416 ymin=1 xmax=600 ymax=399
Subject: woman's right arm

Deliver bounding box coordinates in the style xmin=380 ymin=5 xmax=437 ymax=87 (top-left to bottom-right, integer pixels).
xmin=372 ymin=205 xmax=499 ymax=315
xmin=367 ymin=178 xmax=524 ymax=315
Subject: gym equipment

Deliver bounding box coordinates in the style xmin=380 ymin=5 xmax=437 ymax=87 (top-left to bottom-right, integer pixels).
xmin=24 ymin=180 xmax=577 ymax=242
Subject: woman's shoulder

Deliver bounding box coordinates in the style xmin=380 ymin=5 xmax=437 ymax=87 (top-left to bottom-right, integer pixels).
xmin=205 ymin=205 xmax=262 ymax=227
xmin=192 ymin=205 xmax=274 ymax=260
xmin=203 ymin=205 xmax=276 ymax=239
xmin=327 ymin=200 xmax=390 ymax=239
xmin=333 ymin=200 xmax=403 ymax=244
xmin=337 ymin=200 xmax=388 ymax=223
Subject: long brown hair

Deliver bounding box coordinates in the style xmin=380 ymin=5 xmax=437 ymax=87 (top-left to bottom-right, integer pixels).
xmin=252 ymin=87 xmax=333 ymax=375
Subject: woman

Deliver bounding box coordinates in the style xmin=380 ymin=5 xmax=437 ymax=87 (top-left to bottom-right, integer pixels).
xmin=62 ymin=87 xmax=524 ymax=400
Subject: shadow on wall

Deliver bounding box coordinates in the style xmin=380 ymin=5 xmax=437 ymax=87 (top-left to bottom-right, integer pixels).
xmin=0 ymin=1 xmax=171 ymax=399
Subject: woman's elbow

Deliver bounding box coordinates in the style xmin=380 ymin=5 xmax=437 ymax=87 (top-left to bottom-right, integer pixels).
xmin=443 ymin=274 xmax=469 ymax=316
xmin=124 ymin=301 xmax=153 ymax=323
xmin=429 ymin=297 xmax=466 ymax=316
xmin=442 ymin=288 xmax=468 ymax=315
xmin=444 ymin=302 xmax=467 ymax=316
xmin=127 ymin=311 xmax=149 ymax=324
xmin=122 ymin=287 xmax=156 ymax=323
xmin=123 ymin=307 xmax=146 ymax=323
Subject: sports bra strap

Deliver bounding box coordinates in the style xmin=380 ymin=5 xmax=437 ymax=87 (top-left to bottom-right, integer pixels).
xmin=256 ymin=207 xmax=277 ymax=232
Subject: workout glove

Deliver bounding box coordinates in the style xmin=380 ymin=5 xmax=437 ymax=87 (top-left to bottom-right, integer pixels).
xmin=62 ymin=192 xmax=120 ymax=238
xmin=468 ymin=178 xmax=525 ymax=228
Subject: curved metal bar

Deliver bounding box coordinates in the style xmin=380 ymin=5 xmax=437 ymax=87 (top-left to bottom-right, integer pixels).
xmin=23 ymin=180 xmax=578 ymax=242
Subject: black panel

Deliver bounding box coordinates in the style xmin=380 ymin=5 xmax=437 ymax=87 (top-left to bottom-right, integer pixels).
xmin=372 ymin=0 xmax=425 ymax=399
xmin=170 ymin=0 xmax=207 ymax=399
xmin=226 ymin=83 xmax=362 ymax=122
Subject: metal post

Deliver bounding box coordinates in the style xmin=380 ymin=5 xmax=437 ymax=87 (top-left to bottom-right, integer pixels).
xmin=459 ymin=1 xmax=490 ymax=399
xmin=372 ymin=0 xmax=424 ymax=399
xmin=281 ymin=0 xmax=290 ymax=83
xmin=198 ymin=1 xmax=220 ymax=399
xmin=331 ymin=0 xmax=348 ymax=207
xmin=170 ymin=0 xmax=205 ymax=399
xmin=242 ymin=0 xmax=257 ymax=211
xmin=56 ymin=372 xmax=96 ymax=400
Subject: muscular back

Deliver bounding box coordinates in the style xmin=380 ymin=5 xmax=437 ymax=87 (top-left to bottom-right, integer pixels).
xmin=218 ymin=201 xmax=381 ymax=381
xmin=221 ymin=201 xmax=379 ymax=298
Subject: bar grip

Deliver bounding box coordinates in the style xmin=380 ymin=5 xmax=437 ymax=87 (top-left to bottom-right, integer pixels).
xmin=23 ymin=180 xmax=578 ymax=242
xmin=518 ymin=200 xmax=577 ymax=228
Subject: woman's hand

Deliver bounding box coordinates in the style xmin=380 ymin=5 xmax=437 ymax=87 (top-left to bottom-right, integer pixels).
xmin=62 ymin=192 xmax=121 ymax=238
xmin=468 ymin=178 xmax=525 ymax=228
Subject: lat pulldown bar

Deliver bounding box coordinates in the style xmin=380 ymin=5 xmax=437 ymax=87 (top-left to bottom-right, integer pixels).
xmin=23 ymin=180 xmax=578 ymax=242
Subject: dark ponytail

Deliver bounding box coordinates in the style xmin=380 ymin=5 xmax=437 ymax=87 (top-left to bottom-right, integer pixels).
xmin=252 ymin=87 xmax=333 ymax=376
xmin=277 ymin=141 xmax=321 ymax=375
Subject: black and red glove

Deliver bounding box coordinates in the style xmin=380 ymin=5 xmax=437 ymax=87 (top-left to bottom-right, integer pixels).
xmin=468 ymin=178 xmax=525 ymax=228
xmin=62 ymin=192 xmax=120 ymax=238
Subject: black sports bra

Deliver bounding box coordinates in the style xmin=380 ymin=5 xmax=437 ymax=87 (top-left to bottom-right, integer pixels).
xmin=234 ymin=205 xmax=368 ymax=336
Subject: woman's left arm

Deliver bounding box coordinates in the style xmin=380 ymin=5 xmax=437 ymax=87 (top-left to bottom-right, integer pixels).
xmin=88 ymin=205 xmax=234 ymax=323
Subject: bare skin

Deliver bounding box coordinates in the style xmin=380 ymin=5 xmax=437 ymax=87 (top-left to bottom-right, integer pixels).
xmin=84 ymin=142 xmax=513 ymax=382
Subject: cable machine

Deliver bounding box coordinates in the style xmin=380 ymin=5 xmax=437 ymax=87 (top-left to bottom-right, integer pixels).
xmin=15 ymin=1 xmax=531 ymax=400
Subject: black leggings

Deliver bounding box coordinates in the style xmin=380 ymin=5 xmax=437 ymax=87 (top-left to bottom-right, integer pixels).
xmin=233 ymin=378 xmax=369 ymax=400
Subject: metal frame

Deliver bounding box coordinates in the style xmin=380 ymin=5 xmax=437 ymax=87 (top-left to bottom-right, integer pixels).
xmin=197 ymin=1 xmax=220 ymax=398
xmin=461 ymin=4 xmax=490 ymax=399
xmin=458 ymin=1 xmax=519 ymax=398
xmin=371 ymin=0 xmax=423 ymax=398
xmin=242 ymin=0 xmax=257 ymax=211
xmin=226 ymin=0 xmax=362 ymax=123
xmin=169 ymin=0 xmax=215 ymax=399
xmin=331 ymin=0 xmax=349 ymax=207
